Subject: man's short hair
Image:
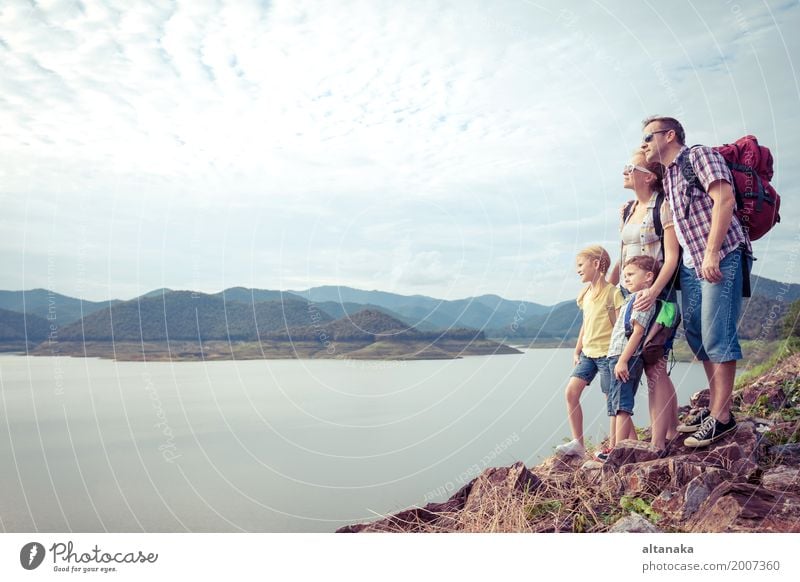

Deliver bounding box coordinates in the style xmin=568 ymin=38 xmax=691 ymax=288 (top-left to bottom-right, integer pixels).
xmin=642 ymin=115 xmax=685 ymax=145
xmin=624 ymin=255 xmax=662 ymax=279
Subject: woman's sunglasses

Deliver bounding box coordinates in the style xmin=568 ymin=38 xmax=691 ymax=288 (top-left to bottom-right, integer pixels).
xmin=623 ymin=164 xmax=655 ymax=175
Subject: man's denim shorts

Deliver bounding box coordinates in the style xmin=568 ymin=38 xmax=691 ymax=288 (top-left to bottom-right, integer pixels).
xmin=571 ymin=352 xmax=611 ymax=395
xmin=679 ymin=248 xmax=751 ymax=363
xmin=606 ymin=355 xmax=644 ymax=416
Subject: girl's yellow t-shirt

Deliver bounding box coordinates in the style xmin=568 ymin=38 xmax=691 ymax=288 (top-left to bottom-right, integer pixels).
xmin=578 ymin=284 xmax=625 ymax=358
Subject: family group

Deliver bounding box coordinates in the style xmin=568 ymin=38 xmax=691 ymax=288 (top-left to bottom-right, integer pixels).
xmin=556 ymin=115 xmax=757 ymax=461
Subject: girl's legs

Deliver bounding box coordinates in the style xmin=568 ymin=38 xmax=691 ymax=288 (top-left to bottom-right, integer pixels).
xmin=565 ymin=376 xmax=589 ymax=446
xmin=646 ymin=358 xmax=679 ymax=450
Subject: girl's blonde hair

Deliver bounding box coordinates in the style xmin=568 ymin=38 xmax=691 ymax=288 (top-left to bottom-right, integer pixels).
xmin=576 ymin=245 xmax=611 ymax=274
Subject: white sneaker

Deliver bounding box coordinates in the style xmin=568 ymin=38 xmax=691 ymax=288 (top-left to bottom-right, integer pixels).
xmin=554 ymin=439 xmax=585 ymax=457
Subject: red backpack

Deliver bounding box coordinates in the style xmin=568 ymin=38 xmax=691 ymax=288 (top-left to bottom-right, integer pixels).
xmin=682 ymin=135 xmax=780 ymax=240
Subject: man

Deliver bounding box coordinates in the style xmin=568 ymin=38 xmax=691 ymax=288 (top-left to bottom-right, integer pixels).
xmin=641 ymin=115 xmax=751 ymax=448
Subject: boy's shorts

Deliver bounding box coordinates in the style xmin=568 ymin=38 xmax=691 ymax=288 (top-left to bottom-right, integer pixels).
xmin=606 ymin=355 xmax=644 ymax=416
xmin=571 ymin=352 xmax=611 ymax=396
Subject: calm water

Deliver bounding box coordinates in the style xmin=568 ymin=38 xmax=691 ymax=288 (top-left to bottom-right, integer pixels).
xmin=0 ymin=350 xmax=708 ymax=532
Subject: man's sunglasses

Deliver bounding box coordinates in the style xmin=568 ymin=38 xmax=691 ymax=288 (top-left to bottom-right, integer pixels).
xmin=623 ymin=164 xmax=654 ymax=175
xmin=642 ymin=129 xmax=672 ymax=143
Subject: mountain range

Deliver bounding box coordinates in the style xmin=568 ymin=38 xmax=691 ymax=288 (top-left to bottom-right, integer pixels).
xmin=1 ymin=274 xmax=799 ymax=350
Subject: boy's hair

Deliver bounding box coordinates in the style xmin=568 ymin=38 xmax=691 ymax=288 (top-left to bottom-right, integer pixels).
xmin=641 ymin=115 xmax=686 ymax=146
xmin=576 ymin=245 xmax=611 ymax=274
xmin=624 ymin=255 xmax=661 ymax=279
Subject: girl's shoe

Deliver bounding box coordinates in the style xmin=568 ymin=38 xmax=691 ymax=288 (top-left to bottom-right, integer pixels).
xmin=555 ymin=439 xmax=585 ymax=457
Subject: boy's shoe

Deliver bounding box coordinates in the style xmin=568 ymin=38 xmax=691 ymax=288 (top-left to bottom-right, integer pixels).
xmin=555 ymin=439 xmax=585 ymax=457
xmin=594 ymin=448 xmax=612 ymax=462
xmin=683 ymin=415 xmax=737 ymax=448
xmin=677 ymin=408 xmax=711 ymax=433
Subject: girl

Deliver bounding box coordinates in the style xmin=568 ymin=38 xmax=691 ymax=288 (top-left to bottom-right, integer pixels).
xmin=555 ymin=245 xmax=626 ymax=457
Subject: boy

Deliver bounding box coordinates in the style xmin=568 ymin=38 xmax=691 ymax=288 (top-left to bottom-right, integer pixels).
xmin=598 ymin=256 xmax=661 ymax=460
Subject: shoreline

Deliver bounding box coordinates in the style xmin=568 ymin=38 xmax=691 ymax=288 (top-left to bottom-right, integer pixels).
xmin=11 ymin=339 xmax=523 ymax=362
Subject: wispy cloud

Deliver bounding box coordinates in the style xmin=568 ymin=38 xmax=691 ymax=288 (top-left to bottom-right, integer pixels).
xmin=1 ymin=0 xmax=799 ymax=304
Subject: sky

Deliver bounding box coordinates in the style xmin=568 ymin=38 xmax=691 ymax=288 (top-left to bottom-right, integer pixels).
xmin=2 ymin=0 xmax=800 ymax=305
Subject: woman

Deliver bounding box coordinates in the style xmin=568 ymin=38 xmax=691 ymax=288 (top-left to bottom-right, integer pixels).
xmin=608 ymin=150 xmax=680 ymax=452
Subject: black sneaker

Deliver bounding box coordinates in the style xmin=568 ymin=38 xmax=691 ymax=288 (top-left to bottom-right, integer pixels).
xmin=683 ymin=415 xmax=737 ymax=448
xmin=677 ymin=408 xmax=711 ymax=433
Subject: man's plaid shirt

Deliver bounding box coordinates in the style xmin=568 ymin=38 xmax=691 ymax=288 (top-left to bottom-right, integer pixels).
xmin=663 ymin=145 xmax=751 ymax=277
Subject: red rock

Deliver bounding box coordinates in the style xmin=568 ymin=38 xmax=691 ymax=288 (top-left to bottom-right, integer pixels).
xmin=619 ymin=458 xmax=672 ymax=495
xmin=770 ymin=443 xmax=800 ymax=464
xmin=608 ymin=512 xmax=661 ymax=533
xmin=688 ymin=482 xmax=800 ymax=532
xmin=681 ymin=470 xmax=729 ymax=518
xmin=652 ymin=468 xmax=731 ymax=522
xmin=690 ymin=389 xmax=710 ymax=408
xmin=762 ymin=465 xmax=800 ymax=493
xmin=336 ymin=479 xmax=475 ymax=532
xmin=604 ymin=440 xmax=661 ymax=469
xmin=463 ymin=461 xmax=541 ymax=513
xmin=741 ymin=383 xmax=788 ymax=410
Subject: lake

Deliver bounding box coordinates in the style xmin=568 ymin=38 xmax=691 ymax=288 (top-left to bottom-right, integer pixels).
xmin=0 ymin=350 xmax=709 ymax=532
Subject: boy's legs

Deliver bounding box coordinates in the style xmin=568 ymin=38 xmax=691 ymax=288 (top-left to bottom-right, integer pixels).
xmin=609 ymin=356 xmax=643 ymax=445
xmin=615 ymin=412 xmax=634 ymax=446
xmin=608 ymin=416 xmax=616 ymax=447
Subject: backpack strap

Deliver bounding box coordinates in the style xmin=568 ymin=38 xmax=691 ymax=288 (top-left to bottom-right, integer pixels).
xmin=653 ymin=192 xmax=665 ymax=239
xmin=623 ymin=294 xmax=636 ymax=338
xmin=622 ymin=200 xmax=636 ymax=225
xmin=678 ymin=146 xmax=703 ymax=219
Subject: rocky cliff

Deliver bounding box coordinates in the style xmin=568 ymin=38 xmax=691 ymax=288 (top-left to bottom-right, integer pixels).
xmin=338 ymin=352 xmax=800 ymax=533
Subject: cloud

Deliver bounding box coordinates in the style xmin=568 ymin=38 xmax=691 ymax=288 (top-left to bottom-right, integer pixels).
xmin=1 ymin=0 xmax=799 ymax=305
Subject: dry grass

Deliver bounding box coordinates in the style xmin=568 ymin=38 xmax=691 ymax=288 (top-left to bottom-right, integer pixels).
xmin=405 ymin=458 xmax=639 ymax=533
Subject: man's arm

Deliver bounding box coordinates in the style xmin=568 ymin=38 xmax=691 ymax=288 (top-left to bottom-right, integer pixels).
xmin=702 ymin=179 xmax=736 ymax=283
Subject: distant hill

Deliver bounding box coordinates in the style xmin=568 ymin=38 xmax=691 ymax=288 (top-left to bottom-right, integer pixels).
xmin=269 ymin=309 xmax=485 ymax=342
xmin=748 ymin=275 xmax=800 ymax=304
xmin=212 ymin=287 xmax=307 ymax=304
xmin=291 ymin=285 xmax=549 ymax=332
xmin=0 ymin=308 xmax=50 ymax=344
xmin=0 ymin=289 xmax=119 ymax=326
xmin=54 ymin=291 xmax=335 ymax=342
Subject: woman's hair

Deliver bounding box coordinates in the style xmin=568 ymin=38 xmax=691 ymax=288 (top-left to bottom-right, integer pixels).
xmin=576 ymin=245 xmax=611 ymax=274
xmin=624 ymin=255 xmax=661 ymax=279
xmin=631 ymin=149 xmax=664 ymax=193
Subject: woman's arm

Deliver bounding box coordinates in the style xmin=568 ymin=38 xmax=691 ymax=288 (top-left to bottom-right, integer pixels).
xmin=634 ymin=225 xmax=679 ymax=311
xmin=608 ymin=259 xmax=621 ymax=286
